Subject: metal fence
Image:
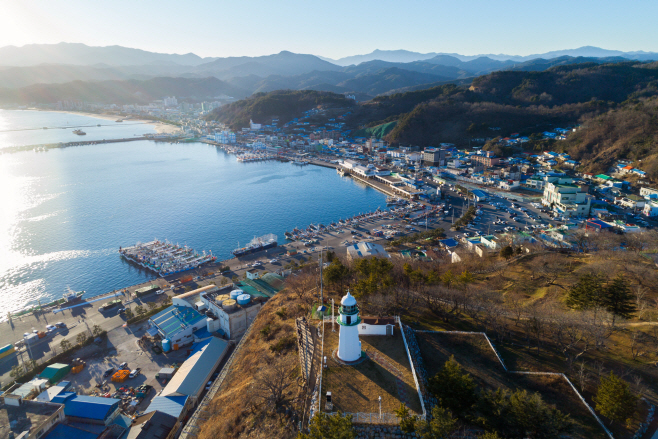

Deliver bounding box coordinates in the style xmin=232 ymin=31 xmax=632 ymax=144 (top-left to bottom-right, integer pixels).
xmin=342 ymin=412 xmax=400 ymax=425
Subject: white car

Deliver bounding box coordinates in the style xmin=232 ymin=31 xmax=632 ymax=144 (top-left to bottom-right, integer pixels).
xmin=46 ymin=325 xmax=57 ymax=332
xmin=155 ymin=289 xmax=165 ymax=295
xmin=269 ymin=259 xmax=278 ymax=263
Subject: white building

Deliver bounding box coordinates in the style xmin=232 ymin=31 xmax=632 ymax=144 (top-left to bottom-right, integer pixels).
xmin=359 ymin=317 xmax=395 ymax=336
xmin=541 ymin=178 xmax=591 ymax=217
xmin=643 ymin=200 xmax=658 ymax=217
xmin=249 ymin=119 xmax=262 ymax=130
xmin=163 ymin=96 xmax=178 ymax=107
xmin=346 ymin=242 xmax=390 ymax=261
xmin=337 ymin=292 xmax=361 ymax=362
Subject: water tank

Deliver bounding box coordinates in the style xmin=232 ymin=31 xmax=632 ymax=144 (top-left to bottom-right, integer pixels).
xmin=222 ymin=299 xmax=237 ymax=311
xmin=236 ymin=294 xmax=251 ymax=306
xmin=162 ymin=339 xmax=171 ymax=353
xmin=230 ymin=289 xmax=244 ymax=300
xmin=214 ymin=294 xmax=229 ymax=304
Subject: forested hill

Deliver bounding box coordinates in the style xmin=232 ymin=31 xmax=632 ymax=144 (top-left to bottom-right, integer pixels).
xmin=204 ymin=90 xmax=355 ymax=129
xmin=0 ymin=76 xmax=249 ymax=104
xmin=368 ymin=62 xmax=658 ymax=146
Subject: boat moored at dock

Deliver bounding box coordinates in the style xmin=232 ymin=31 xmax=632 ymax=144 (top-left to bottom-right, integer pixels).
xmin=119 ymin=239 xmax=217 ymax=276
xmin=232 ymin=234 xmax=277 ymax=257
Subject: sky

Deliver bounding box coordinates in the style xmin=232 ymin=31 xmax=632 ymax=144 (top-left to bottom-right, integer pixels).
xmin=1 ymin=0 xmax=657 ymax=59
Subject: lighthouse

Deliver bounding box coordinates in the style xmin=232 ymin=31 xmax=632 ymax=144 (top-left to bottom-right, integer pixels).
xmin=337 ymin=291 xmax=361 ymax=362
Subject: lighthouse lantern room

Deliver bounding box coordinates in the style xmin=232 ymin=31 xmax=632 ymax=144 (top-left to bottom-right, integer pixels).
xmin=337 ymin=291 xmax=362 ymax=362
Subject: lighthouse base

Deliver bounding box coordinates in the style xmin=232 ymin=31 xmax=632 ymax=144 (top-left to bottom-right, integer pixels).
xmin=332 ymin=348 xmax=367 ymax=365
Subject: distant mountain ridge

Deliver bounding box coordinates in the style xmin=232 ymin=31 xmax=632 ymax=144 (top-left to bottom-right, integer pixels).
xmin=327 ymin=46 xmax=658 ymax=65
xmin=0 ymin=42 xmax=216 ymax=66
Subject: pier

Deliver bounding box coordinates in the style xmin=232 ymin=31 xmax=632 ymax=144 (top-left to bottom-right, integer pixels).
xmin=0 ymin=135 xmax=185 ymax=154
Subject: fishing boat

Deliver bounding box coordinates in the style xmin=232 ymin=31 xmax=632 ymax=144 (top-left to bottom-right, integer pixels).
xmin=232 ymin=234 xmax=278 ymax=257
xmin=63 ymin=290 xmax=85 ymax=303
xmin=72 ymin=129 xmax=86 ymax=135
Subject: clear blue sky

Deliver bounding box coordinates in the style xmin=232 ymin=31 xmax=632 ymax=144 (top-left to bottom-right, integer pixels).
xmin=1 ymin=0 xmax=656 ymax=59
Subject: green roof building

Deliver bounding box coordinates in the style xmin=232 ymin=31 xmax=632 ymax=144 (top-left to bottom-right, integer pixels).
xmin=40 ymin=363 xmax=71 ymax=384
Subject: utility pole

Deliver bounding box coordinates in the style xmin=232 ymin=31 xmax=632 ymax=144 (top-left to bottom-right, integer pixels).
xmin=331 ymin=298 xmax=335 ymax=332
xmin=319 ymin=249 xmax=323 ymax=308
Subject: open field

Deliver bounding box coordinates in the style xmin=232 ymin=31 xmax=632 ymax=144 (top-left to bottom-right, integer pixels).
xmin=321 ymin=325 xmax=422 ymax=415
xmin=416 ymin=331 xmax=610 ymax=439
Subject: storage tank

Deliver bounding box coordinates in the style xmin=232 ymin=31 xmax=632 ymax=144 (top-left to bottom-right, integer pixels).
xmin=162 ymin=339 xmax=171 ymax=353
xmin=222 ymin=299 xmax=237 ymax=311
xmin=236 ymin=294 xmax=251 ymax=306
xmin=229 ymin=289 xmax=244 ymax=300
xmin=214 ymin=294 xmax=229 ymax=305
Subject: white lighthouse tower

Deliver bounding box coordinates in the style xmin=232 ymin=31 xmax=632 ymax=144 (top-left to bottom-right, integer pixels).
xmin=337 ymin=291 xmax=361 ymax=362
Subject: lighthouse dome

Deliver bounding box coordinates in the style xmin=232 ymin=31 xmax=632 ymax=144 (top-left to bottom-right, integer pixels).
xmin=341 ymin=291 xmax=357 ymax=307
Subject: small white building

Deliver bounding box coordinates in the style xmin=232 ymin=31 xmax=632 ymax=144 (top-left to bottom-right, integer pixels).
xmin=337 ymin=292 xmax=361 ymax=362
xmin=359 ymin=317 xmax=395 ymax=336
xmin=346 ymin=242 xmax=390 ymax=261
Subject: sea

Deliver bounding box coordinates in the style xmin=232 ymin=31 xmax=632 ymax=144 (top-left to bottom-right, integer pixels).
xmin=0 ymin=110 xmax=387 ymax=316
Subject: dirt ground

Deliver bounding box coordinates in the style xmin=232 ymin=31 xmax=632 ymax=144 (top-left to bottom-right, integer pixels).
xmin=63 ymin=323 xmax=191 ymax=411
xmin=321 ymin=324 xmax=422 ymax=415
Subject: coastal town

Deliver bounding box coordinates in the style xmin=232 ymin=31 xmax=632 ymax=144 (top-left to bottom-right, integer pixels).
xmin=3 ymin=94 xmax=658 ymax=439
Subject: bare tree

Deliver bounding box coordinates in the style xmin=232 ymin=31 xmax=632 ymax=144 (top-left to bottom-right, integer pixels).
xmin=633 ymin=286 xmax=648 ymax=320
xmin=576 ymin=360 xmax=590 ymax=392
xmin=629 ymin=330 xmax=643 ymax=360
xmin=251 ymin=354 xmax=296 ymax=410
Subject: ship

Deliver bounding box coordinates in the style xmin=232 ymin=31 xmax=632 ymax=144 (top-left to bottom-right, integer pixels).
xmin=116 ymin=119 xmax=123 ymax=122
xmin=232 ymin=234 xmax=277 ymax=257
xmin=119 ymin=239 xmax=217 ymax=276
xmin=72 ymin=129 xmax=86 ymax=135
xmin=63 ymin=290 xmax=85 ymax=303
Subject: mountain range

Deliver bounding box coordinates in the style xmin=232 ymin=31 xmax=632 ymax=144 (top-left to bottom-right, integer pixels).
xmin=0 ymin=43 xmax=657 ymax=103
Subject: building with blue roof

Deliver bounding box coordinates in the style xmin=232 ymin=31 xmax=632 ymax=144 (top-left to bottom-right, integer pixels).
xmin=149 ymin=305 xmax=207 ymax=347
xmin=43 ymin=423 xmax=98 ymax=439
xmin=147 ymin=395 xmax=190 ymax=420
xmin=54 ymin=394 xmax=121 ymax=425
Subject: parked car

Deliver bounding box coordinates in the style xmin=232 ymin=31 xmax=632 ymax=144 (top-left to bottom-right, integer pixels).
xmin=119 ymin=362 xmax=128 ymax=370
xmin=103 ymin=367 xmax=115 ymax=377
xmin=55 ymin=322 xmax=67 ymax=328
xmin=129 ymin=368 xmax=141 ymax=378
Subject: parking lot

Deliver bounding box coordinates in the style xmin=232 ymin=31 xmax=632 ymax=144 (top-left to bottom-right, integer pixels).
xmin=61 ymin=323 xmax=191 ymax=409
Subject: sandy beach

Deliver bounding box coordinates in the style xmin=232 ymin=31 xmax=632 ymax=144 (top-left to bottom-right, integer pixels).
xmin=45 ymin=110 xmax=182 ymax=134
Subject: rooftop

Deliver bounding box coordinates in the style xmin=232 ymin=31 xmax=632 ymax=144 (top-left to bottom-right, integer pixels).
xmin=0 ymin=400 xmax=63 ymax=439
xmin=150 ymin=305 xmax=206 ymax=338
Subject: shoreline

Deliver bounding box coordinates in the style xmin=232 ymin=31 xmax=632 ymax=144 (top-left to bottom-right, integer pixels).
xmin=37 ymin=109 xmax=182 ymax=135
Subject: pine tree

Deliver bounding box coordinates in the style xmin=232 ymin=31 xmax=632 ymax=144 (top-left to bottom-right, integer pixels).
xmin=594 ymin=372 xmax=637 ymax=425
xmin=415 ymin=406 xmax=457 ymax=439
xmin=297 ymin=411 xmax=356 ymax=439
xmin=394 ymin=403 xmax=416 ymax=433
xmin=428 ymin=355 xmax=477 ymax=416
xmin=565 ymin=273 xmax=604 ymax=310
xmin=602 ymin=275 xmax=636 ymax=322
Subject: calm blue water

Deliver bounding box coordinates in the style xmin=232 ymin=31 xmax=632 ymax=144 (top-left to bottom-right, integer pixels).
xmin=0 ymin=110 xmax=386 ymax=314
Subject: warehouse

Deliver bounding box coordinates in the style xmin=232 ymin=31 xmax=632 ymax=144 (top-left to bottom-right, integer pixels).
xmin=40 ymin=363 xmax=70 ymax=384
xmin=160 ymin=337 xmax=229 ymax=403
xmin=51 ymin=393 xmax=121 ymax=425
xmin=148 ymin=305 xmax=207 ymax=349
xmin=125 ymin=410 xmax=178 ymax=439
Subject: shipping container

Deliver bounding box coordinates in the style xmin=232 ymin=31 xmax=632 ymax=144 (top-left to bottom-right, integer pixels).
xmin=0 ymin=344 xmax=15 ymax=360
xmin=179 ymin=275 xmax=193 ymax=284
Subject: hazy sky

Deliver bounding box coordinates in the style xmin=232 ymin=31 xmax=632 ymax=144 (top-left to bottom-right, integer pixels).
xmin=1 ymin=0 xmax=657 ymax=59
